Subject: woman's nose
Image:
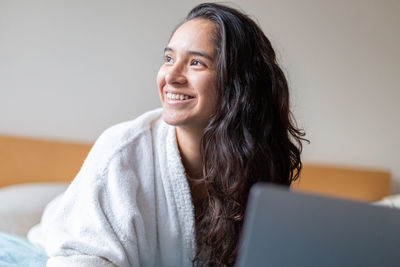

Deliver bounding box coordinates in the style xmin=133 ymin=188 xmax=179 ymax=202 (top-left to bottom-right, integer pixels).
xmin=165 ymin=64 xmax=187 ymax=85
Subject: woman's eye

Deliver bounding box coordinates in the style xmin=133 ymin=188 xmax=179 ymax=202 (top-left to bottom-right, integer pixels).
xmin=165 ymin=55 xmax=173 ymax=64
xmin=191 ymin=59 xmax=203 ymax=66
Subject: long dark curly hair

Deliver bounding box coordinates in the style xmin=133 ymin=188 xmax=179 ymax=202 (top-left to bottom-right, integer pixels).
xmin=177 ymin=3 xmax=308 ymax=266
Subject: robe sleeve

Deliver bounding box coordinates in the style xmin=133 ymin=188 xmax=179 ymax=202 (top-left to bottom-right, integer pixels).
xmin=28 ymin=126 xmax=153 ymax=267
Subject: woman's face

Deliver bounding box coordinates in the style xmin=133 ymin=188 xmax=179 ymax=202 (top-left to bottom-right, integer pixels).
xmin=157 ymin=19 xmax=218 ymax=132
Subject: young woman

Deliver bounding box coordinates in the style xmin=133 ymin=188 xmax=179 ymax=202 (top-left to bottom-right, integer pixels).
xmin=27 ymin=3 xmax=306 ymax=267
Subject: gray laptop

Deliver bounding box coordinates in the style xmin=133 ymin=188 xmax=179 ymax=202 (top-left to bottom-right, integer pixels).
xmin=237 ymin=183 xmax=400 ymax=267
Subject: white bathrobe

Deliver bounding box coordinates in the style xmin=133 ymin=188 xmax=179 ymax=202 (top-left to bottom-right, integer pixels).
xmin=28 ymin=109 xmax=197 ymax=267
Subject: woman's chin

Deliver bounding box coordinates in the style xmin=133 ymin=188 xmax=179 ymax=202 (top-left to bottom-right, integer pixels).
xmin=161 ymin=108 xmax=210 ymax=132
xmin=162 ymin=111 xmax=187 ymax=127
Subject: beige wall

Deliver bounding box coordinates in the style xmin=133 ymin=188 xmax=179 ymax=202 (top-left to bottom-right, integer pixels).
xmin=1 ymin=0 xmax=399 ymax=191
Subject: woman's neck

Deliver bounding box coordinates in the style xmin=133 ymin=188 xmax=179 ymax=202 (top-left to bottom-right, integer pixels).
xmin=175 ymin=126 xmax=207 ymax=219
xmin=175 ymin=126 xmax=203 ymax=180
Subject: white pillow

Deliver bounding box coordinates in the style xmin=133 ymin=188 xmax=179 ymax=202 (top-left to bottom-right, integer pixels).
xmin=0 ymin=183 xmax=68 ymax=237
xmin=374 ymin=194 xmax=400 ymax=209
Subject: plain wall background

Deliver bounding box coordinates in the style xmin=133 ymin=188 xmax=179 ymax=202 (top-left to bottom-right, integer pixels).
xmin=1 ymin=0 xmax=399 ymax=192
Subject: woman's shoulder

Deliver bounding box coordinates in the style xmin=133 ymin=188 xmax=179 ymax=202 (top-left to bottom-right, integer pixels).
xmin=103 ymin=108 xmax=162 ymax=136
xmin=95 ymin=108 xmax=163 ymax=150
xmin=82 ymin=108 xmax=165 ymax=173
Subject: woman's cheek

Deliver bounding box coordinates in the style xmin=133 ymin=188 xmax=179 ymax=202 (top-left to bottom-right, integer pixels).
xmin=156 ymin=68 xmax=167 ymax=101
xmin=156 ymin=68 xmax=165 ymax=88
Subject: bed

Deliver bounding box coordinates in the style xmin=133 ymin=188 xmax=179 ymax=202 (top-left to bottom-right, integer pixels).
xmin=0 ymin=134 xmax=393 ymax=236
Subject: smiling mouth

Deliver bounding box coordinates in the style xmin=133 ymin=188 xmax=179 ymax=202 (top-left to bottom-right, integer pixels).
xmin=166 ymin=92 xmax=194 ymax=101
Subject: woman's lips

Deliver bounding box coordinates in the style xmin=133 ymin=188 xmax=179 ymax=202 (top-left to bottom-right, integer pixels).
xmin=166 ymin=92 xmax=194 ymax=101
xmin=165 ymin=92 xmax=195 ymax=105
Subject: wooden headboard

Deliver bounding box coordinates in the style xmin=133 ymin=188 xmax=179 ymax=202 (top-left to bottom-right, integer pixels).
xmin=0 ymin=135 xmax=90 ymax=186
xmin=0 ymin=135 xmax=391 ymax=202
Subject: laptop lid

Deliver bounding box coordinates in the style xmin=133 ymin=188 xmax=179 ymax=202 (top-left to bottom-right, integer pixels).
xmin=237 ymin=183 xmax=400 ymax=267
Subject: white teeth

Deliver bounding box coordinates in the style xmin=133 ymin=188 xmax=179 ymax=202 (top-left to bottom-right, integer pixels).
xmin=167 ymin=92 xmax=191 ymax=101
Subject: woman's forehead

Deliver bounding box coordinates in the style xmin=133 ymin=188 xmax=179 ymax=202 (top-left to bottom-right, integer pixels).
xmin=167 ymin=19 xmax=216 ymax=56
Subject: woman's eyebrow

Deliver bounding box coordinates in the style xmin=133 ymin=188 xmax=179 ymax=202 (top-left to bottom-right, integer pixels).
xmin=188 ymin=50 xmax=213 ymax=61
xmin=164 ymin=47 xmax=174 ymax=53
xmin=164 ymin=46 xmax=213 ymax=61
